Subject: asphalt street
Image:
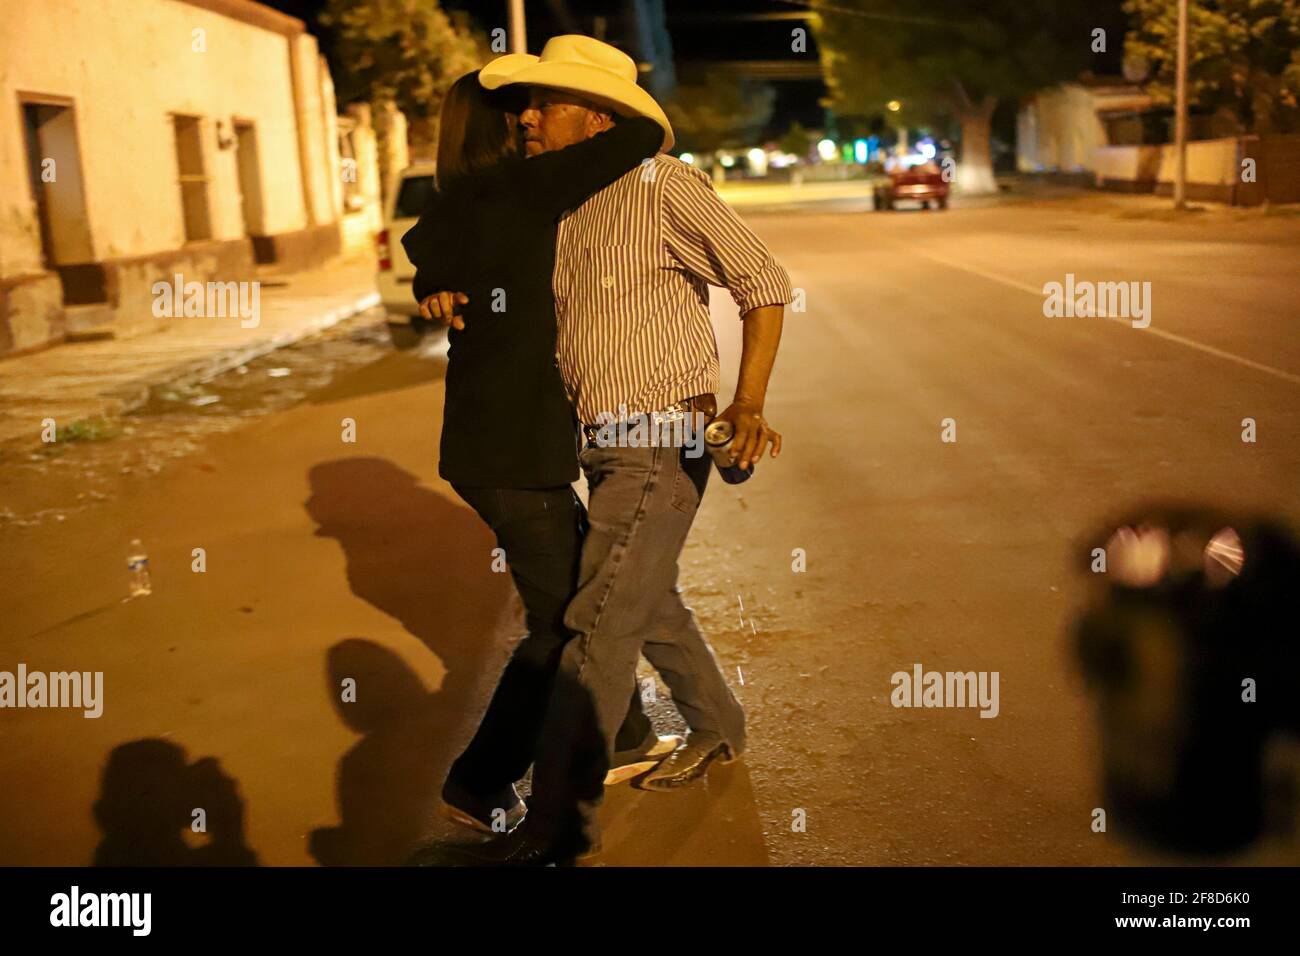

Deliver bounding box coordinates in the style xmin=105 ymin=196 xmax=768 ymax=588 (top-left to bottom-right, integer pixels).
xmin=2 ymin=187 xmax=1297 ymax=865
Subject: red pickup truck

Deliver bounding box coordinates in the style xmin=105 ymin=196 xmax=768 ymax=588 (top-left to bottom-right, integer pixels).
xmin=874 ymin=163 xmax=950 ymax=210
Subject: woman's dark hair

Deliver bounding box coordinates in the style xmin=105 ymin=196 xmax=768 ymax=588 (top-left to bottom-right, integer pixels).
xmin=436 ymin=71 xmax=525 ymax=189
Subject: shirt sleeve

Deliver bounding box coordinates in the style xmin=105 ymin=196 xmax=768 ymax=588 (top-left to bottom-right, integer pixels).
xmin=522 ymin=116 xmax=664 ymax=219
xmin=662 ymin=166 xmax=793 ymax=317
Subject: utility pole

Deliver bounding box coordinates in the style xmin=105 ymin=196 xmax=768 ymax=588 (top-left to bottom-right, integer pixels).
xmin=1173 ymin=0 xmax=1189 ymax=209
xmin=509 ymin=0 xmax=527 ymax=54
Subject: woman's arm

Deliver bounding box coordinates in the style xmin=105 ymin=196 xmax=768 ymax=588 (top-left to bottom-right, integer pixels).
xmin=401 ymin=207 xmax=453 ymax=305
xmin=523 ymin=115 xmax=663 ymax=217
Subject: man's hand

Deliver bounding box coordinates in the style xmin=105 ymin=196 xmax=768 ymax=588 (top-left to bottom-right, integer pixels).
xmin=714 ymin=402 xmax=781 ymax=470
xmin=419 ymin=291 xmax=469 ymax=330
xmin=722 ymin=303 xmax=785 ymax=470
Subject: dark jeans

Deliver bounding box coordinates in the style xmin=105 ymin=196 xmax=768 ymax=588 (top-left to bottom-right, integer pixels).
xmin=446 ymin=484 xmax=650 ymax=798
xmin=528 ymin=445 xmax=747 ymax=849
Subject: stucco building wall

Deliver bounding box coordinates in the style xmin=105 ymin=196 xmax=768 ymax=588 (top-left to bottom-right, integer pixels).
xmin=0 ymin=0 xmax=355 ymax=356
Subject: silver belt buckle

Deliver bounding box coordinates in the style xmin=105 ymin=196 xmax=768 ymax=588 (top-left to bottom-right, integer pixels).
xmin=583 ymin=402 xmax=692 ymax=447
xmin=650 ymin=402 xmax=687 ymax=429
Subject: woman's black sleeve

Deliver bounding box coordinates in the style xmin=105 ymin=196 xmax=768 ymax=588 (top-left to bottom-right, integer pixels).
xmin=522 ymin=115 xmax=663 ymax=217
xmin=401 ymin=209 xmax=451 ymax=303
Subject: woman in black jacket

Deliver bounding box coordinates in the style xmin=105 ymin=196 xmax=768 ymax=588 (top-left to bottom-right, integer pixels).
xmin=400 ymin=71 xmax=662 ymax=834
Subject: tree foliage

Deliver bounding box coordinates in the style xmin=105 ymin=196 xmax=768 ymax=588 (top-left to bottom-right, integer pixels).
xmin=323 ymin=0 xmax=488 ymax=122
xmin=779 ymin=121 xmax=815 ymax=158
xmin=812 ymin=0 xmax=1097 ymax=123
xmin=1124 ymin=0 xmax=1300 ymax=134
xmin=664 ymin=74 xmax=776 ymax=152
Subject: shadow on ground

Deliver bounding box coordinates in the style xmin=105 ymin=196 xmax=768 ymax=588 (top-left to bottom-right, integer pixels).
xmin=91 ymin=739 xmax=258 ymax=866
xmin=305 ymin=457 xmax=510 ymax=865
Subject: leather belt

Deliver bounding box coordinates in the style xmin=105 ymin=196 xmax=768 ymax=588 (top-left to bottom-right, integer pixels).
xmin=582 ymin=393 xmax=716 ymax=444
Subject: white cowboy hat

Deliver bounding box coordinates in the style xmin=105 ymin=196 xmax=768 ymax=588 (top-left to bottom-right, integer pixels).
xmin=479 ymin=35 xmax=675 ymax=151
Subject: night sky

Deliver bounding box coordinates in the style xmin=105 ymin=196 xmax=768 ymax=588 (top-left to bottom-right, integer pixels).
xmin=264 ymin=0 xmax=819 ymax=53
xmin=264 ymin=0 xmax=830 ymax=130
xmin=262 ymin=1 xmax=1128 ymax=137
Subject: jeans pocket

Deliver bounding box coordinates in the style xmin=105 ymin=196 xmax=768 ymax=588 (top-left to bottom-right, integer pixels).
xmin=669 ymin=446 xmax=709 ymax=516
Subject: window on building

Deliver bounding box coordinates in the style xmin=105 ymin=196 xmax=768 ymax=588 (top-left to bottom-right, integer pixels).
xmin=172 ymin=115 xmax=211 ymax=241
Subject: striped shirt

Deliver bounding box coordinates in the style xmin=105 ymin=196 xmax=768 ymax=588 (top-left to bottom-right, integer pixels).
xmin=553 ymin=154 xmax=793 ymax=425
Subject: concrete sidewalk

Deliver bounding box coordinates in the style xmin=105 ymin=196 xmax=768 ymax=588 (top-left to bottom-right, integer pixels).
xmin=0 ymin=254 xmax=381 ymax=445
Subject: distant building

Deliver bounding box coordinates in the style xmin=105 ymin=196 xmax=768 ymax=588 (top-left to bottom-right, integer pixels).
xmin=1017 ymin=77 xmax=1154 ymax=177
xmin=0 ymin=0 xmax=376 ymax=356
xmin=1018 ymin=76 xmax=1300 ymax=205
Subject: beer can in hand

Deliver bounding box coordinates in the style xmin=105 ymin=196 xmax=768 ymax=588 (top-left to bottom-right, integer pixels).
xmin=704 ymin=419 xmax=754 ymax=484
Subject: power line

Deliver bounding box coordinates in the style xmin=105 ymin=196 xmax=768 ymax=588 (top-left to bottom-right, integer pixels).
xmin=768 ymin=0 xmax=947 ymax=27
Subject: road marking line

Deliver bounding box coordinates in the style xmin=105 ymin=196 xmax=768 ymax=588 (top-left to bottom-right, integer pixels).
xmin=897 ymin=243 xmax=1300 ymax=388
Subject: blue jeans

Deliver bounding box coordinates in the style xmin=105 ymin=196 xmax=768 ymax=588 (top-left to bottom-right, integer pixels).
xmin=447 ymin=485 xmax=650 ymax=800
xmin=528 ymin=443 xmax=747 ymax=849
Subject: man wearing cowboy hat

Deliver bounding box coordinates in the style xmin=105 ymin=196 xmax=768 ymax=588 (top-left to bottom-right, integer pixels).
xmin=429 ymin=35 xmax=792 ymax=863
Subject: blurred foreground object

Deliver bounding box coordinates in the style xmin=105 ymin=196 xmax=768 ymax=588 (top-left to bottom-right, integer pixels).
xmin=1073 ymin=505 xmax=1300 ymax=855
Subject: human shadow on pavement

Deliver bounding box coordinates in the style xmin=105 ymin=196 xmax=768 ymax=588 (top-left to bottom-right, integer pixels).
xmin=305 ymin=458 xmax=511 ymax=865
xmin=91 ymin=739 xmax=258 ymax=866
xmin=308 ymin=638 xmax=454 ymax=865
xmin=305 ymin=458 xmax=510 ymax=709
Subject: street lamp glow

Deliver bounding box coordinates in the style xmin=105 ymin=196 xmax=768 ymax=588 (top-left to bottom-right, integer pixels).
xmin=719 ymin=153 xmax=735 ymax=168
xmin=817 ymin=138 xmax=837 ymax=161
xmin=887 ymin=100 xmax=902 ymax=112
xmin=679 ymin=152 xmax=695 ymax=166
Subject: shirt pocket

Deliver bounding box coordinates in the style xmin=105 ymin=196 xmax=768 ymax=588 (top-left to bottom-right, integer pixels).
xmin=577 ymin=243 xmax=654 ymax=316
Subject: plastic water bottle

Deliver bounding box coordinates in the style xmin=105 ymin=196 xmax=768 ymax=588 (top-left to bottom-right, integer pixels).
xmin=704 ymin=419 xmax=754 ymax=484
xmin=127 ymin=539 xmax=152 ymax=598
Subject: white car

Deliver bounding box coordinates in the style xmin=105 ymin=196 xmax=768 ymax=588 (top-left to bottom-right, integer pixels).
xmin=377 ymin=161 xmax=437 ymax=346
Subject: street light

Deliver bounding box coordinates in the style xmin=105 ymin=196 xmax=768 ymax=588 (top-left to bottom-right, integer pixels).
xmin=887 ymin=100 xmax=902 ymax=112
